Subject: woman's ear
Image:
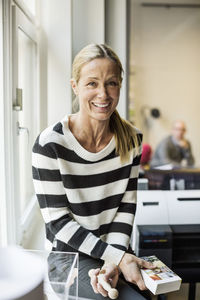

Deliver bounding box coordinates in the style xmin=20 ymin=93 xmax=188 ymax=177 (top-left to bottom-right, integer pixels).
xmin=70 ymin=79 xmax=78 ymax=95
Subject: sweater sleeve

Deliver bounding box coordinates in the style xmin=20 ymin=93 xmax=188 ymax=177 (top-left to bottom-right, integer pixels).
xmin=32 ymin=136 xmax=125 ymax=266
xmin=103 ymin=143 xmax=142 ymax=252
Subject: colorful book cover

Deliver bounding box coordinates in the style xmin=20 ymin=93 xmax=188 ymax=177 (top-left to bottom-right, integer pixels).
xmin=141 ymin=255 xmax=182 ymax=295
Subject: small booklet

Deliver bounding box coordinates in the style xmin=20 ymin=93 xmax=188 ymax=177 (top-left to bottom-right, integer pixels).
xmin=140 ymin=255 xmax=182 ymax=295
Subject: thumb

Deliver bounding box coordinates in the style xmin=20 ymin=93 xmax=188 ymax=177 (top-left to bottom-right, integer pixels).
xmin=143 ymin=260 xmax=154 ymax=269
xmin=138 ymin=258 xmax=154 ymax=269
xmin=102 ymin=265 xmax=118 ymax=288
xmin=103 ymin=264 xmax=118 ymax=278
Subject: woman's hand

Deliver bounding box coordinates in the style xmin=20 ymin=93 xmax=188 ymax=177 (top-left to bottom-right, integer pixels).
xmin=88 ymin=263 xmax=119 ymax=297
xmin=119 ymin=253 xmax=154 ymax=290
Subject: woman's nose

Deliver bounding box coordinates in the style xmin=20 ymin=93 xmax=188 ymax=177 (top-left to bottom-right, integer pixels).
xmin=97 ymin=85 xmax=108 ymax=99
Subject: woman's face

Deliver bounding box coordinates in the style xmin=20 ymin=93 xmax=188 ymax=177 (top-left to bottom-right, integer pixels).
xmin=71 ymin=58 xmax=121 ymax=122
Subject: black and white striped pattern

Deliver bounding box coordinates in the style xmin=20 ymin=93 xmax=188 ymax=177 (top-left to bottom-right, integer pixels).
xmin=32 ymin=116 xmax=142 ymax=265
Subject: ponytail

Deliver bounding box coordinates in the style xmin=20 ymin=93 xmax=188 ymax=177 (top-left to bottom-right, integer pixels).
xmin=110 ymin=110 xmax=142 ymax=162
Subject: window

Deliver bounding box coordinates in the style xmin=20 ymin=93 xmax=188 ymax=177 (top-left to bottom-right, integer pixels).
xmin=16 ymin=20 xmax=38 ymax=217
xmin=1 ymin=0 xmax=39 ymax=246
xmin=0 ymin=0 xmax=7 ymax=246
xmin=23 ymin=0 xmax=36 ymax=16
xmin=12 ymin=3 xmax=39 ymax=243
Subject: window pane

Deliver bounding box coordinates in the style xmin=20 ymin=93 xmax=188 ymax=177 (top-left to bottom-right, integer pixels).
xmin=129 ymin=2 xmax=200 ymax=169
xmin=24 ymin=0 xmax=35 ymax=15
xmin=18 ymin=28 xmax=37 ymax=215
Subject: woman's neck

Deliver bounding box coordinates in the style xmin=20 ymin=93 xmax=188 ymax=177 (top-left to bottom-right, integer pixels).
xmin=68 ymin=113 xmax=113 ymax=153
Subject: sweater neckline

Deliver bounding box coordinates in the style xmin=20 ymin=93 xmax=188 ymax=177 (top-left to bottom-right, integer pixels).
xmin=61 ymin=115 xmax=115 ymax=161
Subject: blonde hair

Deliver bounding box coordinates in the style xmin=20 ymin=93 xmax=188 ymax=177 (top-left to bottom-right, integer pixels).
xmin=72 ymin=43 xmax=141 ymax=162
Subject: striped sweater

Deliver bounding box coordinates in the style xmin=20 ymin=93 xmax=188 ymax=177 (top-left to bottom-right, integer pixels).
xmin=32 ymin=115 xmax=142 ymax=265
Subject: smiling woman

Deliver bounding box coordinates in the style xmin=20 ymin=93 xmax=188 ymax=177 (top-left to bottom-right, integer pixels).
xmin=70 ymin=58 xmax=120 ymax=153
xmin=70 ymin=44 xmax=139 ymax=162
xmin=71 ymin=58 xmax=120 ymax=120
xmin=32 ymin=44 xmax=152 ymax=300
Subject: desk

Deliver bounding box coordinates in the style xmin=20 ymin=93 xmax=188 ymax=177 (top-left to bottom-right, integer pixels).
xmin=143 ymin=168 xmax=200 ymax=190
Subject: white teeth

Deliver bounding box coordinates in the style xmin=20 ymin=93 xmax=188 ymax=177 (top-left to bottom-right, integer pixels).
xmin=93 ymin=103 xmax=109 ymax=108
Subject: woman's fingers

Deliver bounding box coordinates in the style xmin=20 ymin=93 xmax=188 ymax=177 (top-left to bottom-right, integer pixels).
xmin=119 ymin=254 xmax=154 ymax=291
xmin=102 ymin=263 xmax=119 ymax=288
xmin=110 ymin=273 xmax=118 ymax=288
xmin=89 ymin=264 xmax=119 ymax=297
xmin=135 ymin=258 xmax=154 ymax=290
xmin=97 ymin=282 xmax=108 ymax=297
xmin=88 ymin=268 xmax=109 ymax=296
xmin=128 ymin=266 xmax=147 ymax=291
xmin=137 ymin=258 xmax=154 ymax=270
xmin=88 ymin=268 xmax=100 ymax=294
xmin=133 ymin=272 xmax=147 ymax=291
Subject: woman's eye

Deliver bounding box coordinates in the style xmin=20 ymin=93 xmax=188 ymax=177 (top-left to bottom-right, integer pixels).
xmin=87 ymin=82 xmax=96 ymax=87
xmin=108 ymin=81 xmax=118 ymax=86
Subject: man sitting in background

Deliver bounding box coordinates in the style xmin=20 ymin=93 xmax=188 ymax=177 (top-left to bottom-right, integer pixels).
xmin=150 ymin=120 xmax=194 ymax=168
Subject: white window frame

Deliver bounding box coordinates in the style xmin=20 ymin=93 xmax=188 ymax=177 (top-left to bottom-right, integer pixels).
xmin=1 ymin=0 xmax=40 ymax=246
xmin=0 ymin=0 xmax=17 ymax=246
xmin=0 ymin=0 xmax=7 ymax=246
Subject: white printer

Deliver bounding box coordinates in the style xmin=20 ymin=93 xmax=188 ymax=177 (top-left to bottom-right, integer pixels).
xmin=133 ymin=169 xmax=200 ymax=300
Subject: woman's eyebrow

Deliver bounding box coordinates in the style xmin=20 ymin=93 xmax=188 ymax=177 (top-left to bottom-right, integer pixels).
xmin=107 ymin=76 xmax=118 ymax=79
xmin=87 ymin=75 xmax=118 ymax=80
xmin=87 ymin=76 xmax=99 ymax=80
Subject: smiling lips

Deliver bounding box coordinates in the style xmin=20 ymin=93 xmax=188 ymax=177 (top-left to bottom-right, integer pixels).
xmin=92 ymin=102 xmax=110 ymax=108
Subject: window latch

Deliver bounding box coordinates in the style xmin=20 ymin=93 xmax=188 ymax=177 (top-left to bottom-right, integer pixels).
xmin=16 ymin=121 xmax=29 ymax=137
xmin=13 ymin=88 xmax=23 ymax=111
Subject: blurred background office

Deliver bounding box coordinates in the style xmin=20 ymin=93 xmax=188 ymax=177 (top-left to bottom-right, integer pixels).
xmin=0 ymin=0 xmax=200 ymax=299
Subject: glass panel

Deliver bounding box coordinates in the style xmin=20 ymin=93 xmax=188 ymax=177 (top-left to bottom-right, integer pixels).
xmin=129 ymin=1 xmax=200 ymax=190
xmin=24 ymin=0 xmax=36 ymax=15
xmin=18 ymin=27 xmax=37 ymax=214
xmin=25 ymin=250 xmax=79 ymax=300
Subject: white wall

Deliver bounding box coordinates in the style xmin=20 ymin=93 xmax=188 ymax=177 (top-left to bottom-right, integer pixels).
xmin=105 ymin=0 xmax=129 ymax=119
xmin=38 ymin=0 xmax=128 ymax=125
xmin=129 ymin=0 xmax=200 ymax=165
xmin=72 ymin=0 xmax=105 ymax=58
xmin=72 ymin=0 xmax=128 ymax=119
xmin=37 ymin=0 xmax=72 ymax=126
